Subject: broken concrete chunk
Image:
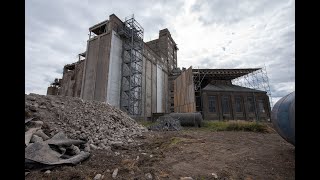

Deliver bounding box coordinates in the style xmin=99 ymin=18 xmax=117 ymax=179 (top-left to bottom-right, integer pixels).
xmin=34 ymin=130 xmax=50 ymax=141
xmin=112 ymin=168 xmax=118 ymax=179
xmin=211 ymin=173 xmax=218 ymax=179
xmin=30 ymin=134 xmax=43 ymax=143
xmin=180 ymin=177 xmax=193 ymax=180
xmin=29 ymin=105 xmax=37 ymax=112
xmin=45 ymin=132 xmax=85 ymax=146
xmin=44 ymin=170 xmax=51 ymax=174
xmin=69 ymin=144 xmax=81 ymax=155
xmin=29 ymin=121 xmax=44 ymax=128
xmin=94 ymin=174 xmax=102 ymax=180
xmin=25 ymin=127 xmax=41 ymax=146
xmin=90 ymin=144 xmax=97 ymax=150
xmin=145 ymin=173 xmax=153 ymax=179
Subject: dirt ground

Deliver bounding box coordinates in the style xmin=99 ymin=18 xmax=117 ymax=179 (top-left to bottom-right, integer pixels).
xmin=26 ymin=129 xmax=295 ymax=180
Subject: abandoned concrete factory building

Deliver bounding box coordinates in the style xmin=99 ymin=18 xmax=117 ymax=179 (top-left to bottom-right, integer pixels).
xmin=47 ymin=14 xmax=271 ymax=121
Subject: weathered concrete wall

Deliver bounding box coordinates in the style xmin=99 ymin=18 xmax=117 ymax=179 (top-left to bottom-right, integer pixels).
xmin=106 ymin=31 xmax=123 ymax=107
xmin=156 ymin=64 xmax=163 ymax=112
xmin=94 ymin=33 xmax=112 ymax=101
xmin=60 ymin=71 xmax=73 ymax=96
xmin=152 ymin=63 xmax=157 ymax=113
xmin=81 ymin=32 xmax=112 ymax=102
xmin=163 ymin=72 xmax=168 ymax=112
xmin=145 ymin=59 xmax=152 ymax=117
xmin=48 ymin=60 xmax=84 ymax=97
xmin=74 ymin=61 xmax=84 ymax=97
xmin=47 ymin=86 xmax=59 ymax=95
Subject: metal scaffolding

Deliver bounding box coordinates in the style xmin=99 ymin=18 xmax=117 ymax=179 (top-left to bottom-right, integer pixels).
xmin=232 ymin=65 xmax=273 ymax=107
xmin=118 ymin=15 xmax=144 ymax=116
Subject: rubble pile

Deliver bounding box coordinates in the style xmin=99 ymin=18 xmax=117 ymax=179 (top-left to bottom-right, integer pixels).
xmin=25 ymin=117 xmax=90 ymax=171
xmin=25 ymin=93 xmax=147 ymax=152
xmin=148 ymin=115 xmax=182 ymax=131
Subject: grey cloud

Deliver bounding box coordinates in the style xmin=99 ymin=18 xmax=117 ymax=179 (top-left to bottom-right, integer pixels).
xmin=192 ymin=0 xmax=290 ymax=25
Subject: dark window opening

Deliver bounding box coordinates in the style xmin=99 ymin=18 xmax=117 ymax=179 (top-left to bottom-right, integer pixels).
xmin=235 ymin=96 xmax=243 ymax=112
xmin=247 ymin=96 xmax=255 ymax=112
xmin=208 ymin=96 xmax=216 ymax=113
xmin=196 ymin=96 xmax=201 ymax=107
xmin=222 ymin=96 xmax=230 ymax=113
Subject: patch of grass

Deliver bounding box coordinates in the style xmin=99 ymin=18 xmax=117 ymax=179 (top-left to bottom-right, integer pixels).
xmin=202 ymin=120 xmax=269 ymax=133
xmin=159 ymin=137 xmax=185 ymax=149
xmin=170 ymin=137 xmax=183 ymax=145
xmin=137 ymin=120 xmax=157 ymax=128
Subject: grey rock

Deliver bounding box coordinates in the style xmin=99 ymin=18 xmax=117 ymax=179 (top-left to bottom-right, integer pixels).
xmin=94 ymin=174 xmax=102 ymax=180
xmin=39 ymin=105 xmax=47 ymax=109
xmin=30 ymin=134 xmax=43 ymax=143
xmin=145 ymin=173 xmax=153 ymax=179
xmin=29 ymin=106 xmax=37 ymax=112
xmin=69 ymin=144 xmax=81 ymax=155
xmin=44 ymin=170 xmax=51 ymax=174
xmin=211 ymin=173 xmax=218 ymax=179
xmin=180 ymin=177 xmax=193 ymax=180
xmin=27 ymin=96 xmax=36 ymax=101
xmin=34 ymin=130 xmax=50 ymax=140
xmin=90 ymin=144 xmax=97 ymax=150
xmin=112 ymin=168 xmax=118 ymax=179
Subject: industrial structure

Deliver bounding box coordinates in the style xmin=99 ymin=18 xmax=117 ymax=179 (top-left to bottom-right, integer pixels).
xmin=47 ymin=13 xmax=271 ymax=121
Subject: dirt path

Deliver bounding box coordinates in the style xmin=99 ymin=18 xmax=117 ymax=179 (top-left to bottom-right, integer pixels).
xmin=26 ymin=130 xmax=295 ymax=180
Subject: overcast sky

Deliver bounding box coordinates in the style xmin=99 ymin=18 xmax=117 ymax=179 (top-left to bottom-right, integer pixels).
xmin=26 ymin=0 xmax=295 ymax=105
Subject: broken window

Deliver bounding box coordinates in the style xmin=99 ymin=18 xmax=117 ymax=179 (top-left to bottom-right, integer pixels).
xmin=208 ymin=96 xmax=216 ymax=113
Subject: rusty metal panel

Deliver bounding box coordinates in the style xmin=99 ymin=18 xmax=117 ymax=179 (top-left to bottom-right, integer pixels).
xmin=173 ymin=66 xmax=196 ymax=113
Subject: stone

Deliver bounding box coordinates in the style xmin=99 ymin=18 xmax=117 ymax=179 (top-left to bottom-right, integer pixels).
xmin=30 ymin=134 xmax=43 ymax=143
xmin=180 ymin=177 xmax=193 ymax=180
xmin=211 ymin=173 xmax=218 ymax=179
xmin=27 ymin=96 xmax=36 ymax=101
xmin=29 ymin=105 xmax=37 ymax=112
xmin=70 ymin=144 xmax=81 ymax=155
xmin=94 ymin=174 xmax=102 ymax=180
xmin=112 ymin=168 xmax=118 ymax=179
xmin=145 ymin=173 xmax=153 ymax=179
xmin=34 ymin=130 xmax=50 ymax=140
xmin=90 ymin=144 xmax=98 ymax=150
xmin=39 ymin=105 xmax=47 ymax=109
xmin=44 ymin=170 xmax=51 ymax=174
